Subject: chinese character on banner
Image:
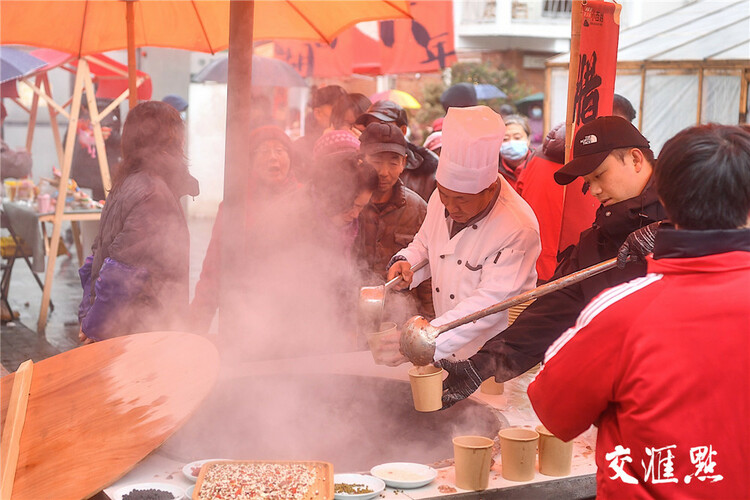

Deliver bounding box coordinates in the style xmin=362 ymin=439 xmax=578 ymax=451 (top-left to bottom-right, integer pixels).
xmin=685 ymin=445 xmax=724 ymax=484
xmin=605 ymin=445 xmax=639 ymax=484
xmin=642 ymin=445 xmax=679 ymax=484
xmin=572 ymin=1 xmax=621 ymax=137
xmin=574 ymin=51 xmax=602 ymax=126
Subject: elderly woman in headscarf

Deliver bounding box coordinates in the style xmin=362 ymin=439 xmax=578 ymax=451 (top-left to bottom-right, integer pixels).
xmin=190 ymin=126 xmax=300 ymax=333
xmin=78 ymin=101 xmax=199 ymax=342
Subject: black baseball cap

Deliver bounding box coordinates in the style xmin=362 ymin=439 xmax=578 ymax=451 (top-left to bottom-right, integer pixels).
xmin=440 ymin=82 xmax=477 ymax=110
xmin=355 ymin=100 xmax=408 ymax=128
xmin=359 ymin=122 xmax=407 ymax=156
xmin=554 ymin=116 xmax=650 ymax=185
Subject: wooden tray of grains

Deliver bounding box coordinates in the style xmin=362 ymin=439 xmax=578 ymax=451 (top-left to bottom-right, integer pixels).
xmin=193 ymin=460 xmax=333 ymax=499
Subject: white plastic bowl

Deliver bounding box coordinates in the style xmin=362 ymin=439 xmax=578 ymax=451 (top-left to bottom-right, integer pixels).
xmin=370 ymin=462 xmax=437 ymax=488
xmin=333 ymin=473 xmax=386 ymax=500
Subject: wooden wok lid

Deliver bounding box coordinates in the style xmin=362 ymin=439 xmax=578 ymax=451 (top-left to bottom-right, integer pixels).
xmin=0 ymin=331 xmax=219 ymax=500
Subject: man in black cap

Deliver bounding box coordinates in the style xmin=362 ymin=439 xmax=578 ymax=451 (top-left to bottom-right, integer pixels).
xmin=355 ymin=100 xmax=439 ymax=202
xmin=439 ymin=82 xmax=478 ymax=111
xmin=437 ymin=115 xmax=669 ymax=407
xmin=355 ymin=122 xmax=434 ymax=324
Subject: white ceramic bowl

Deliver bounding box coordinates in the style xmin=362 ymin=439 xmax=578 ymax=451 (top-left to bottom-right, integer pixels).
xmin=182 ymin=459 xmax=230 ymax=482
xmin=370 ymin=462 xmax=437 ymax=488
xmin=333 ymin=473 xmax=386 ymax=500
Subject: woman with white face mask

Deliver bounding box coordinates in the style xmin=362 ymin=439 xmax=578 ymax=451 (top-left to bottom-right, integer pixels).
xmin=498 ymin=114 xmax=533 ymax=190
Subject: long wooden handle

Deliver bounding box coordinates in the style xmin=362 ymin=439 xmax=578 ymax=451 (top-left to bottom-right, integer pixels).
xmin=435 ymin=258 xmax=618 ymax=335
xmin=384 ymin=259 xmax=429 ymax=291
xmin=1 ymin=360 xmax=34 ymax=500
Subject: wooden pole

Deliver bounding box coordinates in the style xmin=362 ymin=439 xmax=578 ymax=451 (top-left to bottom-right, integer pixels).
xmin=38 ymin=62 xmax=86 ymax=332
xmin=82 ymin=67 xmax=112 ymax=196
xmin=740 ymin=68 xmax=749 ymax=124
xmin=0 ymin=360 xmax=34 ymax=500
xmin=543 ymin=65 xmax=552 ymax=136
xmin=565 ymin=0 xmax=583 ymax=164
xmin=24 ymin=75 xmax=42 ymax=152
xmin=43 ymin=74 xmax=65 ymax=168
xmin=696 ymin=67 xmax=704 ymax=125
xmin=20 ymin=78 xmax=70 ymax=119
xmin=219 ymin=0 xmax=254 ymax=336
xmin=126 ymin=0 xmax=138 ymax=109
xmin=638 ymin=65 xmax=646 ymax=131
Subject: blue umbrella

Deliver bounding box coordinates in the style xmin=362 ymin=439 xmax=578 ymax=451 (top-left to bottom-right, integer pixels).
xmin=193 ymin=55 xmax=306 ymax=88
xmin=0 ymin=47 xmax=46 ymax=84
xmin=474 ymin=83 xmax=507 ymax=100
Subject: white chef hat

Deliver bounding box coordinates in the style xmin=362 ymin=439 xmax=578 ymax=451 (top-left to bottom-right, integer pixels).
xmin=435 ymin=105 xmax=505 ymax=194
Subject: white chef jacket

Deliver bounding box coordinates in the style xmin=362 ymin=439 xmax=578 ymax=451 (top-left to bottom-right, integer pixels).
xmin=396 ymin=175 xmax=540 ymax=360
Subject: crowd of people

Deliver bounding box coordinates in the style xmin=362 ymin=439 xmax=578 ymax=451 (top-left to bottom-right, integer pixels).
xmin=73 ymin=84 xmax=749 ymax=497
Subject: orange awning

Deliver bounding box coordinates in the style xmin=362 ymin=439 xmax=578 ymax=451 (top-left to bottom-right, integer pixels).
xmin=0 ymin=0 xmax=411 ymax=56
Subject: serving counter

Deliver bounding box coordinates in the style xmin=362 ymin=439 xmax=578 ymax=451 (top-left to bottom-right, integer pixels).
xmin=105 ymin=350 xmax=596 ymax=499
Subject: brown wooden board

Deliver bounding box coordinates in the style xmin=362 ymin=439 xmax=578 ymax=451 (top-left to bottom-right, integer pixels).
xmin=194 ymin=460 xmax=334 ymax=500
xmin=0 ymin=331 xmax=219 ymax=500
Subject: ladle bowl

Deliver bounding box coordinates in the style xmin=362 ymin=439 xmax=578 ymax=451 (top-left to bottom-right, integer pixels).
xmin=400 ymin=315 xmax=438 ymax=367
xmin=357 ymin=260 xmax=428 ymax=339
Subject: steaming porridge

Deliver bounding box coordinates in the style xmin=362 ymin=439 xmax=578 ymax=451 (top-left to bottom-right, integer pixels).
xmin=160 ymin=374 xmax=507 ymax=471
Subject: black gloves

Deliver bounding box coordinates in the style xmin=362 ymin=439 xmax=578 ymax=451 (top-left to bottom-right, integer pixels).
xmin=617 ymin=221 xmax=661 ymax=269
xmin=436 ymin=358 xmax=485 ymax=409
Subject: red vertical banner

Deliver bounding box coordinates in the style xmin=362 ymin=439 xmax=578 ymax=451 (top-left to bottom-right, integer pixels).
xmin=573 ymin=0 xmax=621 ymax=134
xmin=559 ymin=1 xmax=622 ymax=255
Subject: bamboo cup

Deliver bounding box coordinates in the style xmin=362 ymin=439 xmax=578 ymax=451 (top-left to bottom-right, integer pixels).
xmin=499 ymin=427 xmax=539 ymax=481
xmin=366 ymin=322 xmax=398 ymax=364
xmin=452 ymin=435 xmax=494 ymax=490
xmin=480 ymin=378 xmax=504 ymax=395
xmin=536 ymin=425 xmax=573 ymax=476
xmin=408 ymin=365 xmax=443 ymax=412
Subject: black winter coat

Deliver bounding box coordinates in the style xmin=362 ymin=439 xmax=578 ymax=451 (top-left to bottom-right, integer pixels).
xmin=400 ymin=142 xmax=439 ymax=202
xmin=471 ymin=179 xmax=668 ymax=382
xmin=81 ymin=167 xmax=197 ymax=339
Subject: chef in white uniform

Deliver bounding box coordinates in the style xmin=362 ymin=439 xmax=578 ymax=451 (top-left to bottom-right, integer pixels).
xmin=386 ymin=106 xmax=541 ymax=363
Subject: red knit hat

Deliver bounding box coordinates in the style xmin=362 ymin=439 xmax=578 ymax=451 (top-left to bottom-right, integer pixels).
xmin=313 ymin=130 xmax=360 ymax=161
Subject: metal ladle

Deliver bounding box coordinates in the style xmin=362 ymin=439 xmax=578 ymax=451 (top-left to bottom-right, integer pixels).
xmin=400 ymin=257 xmax=620 ymax=365
xmin=358 ymin=259 xmax=429 ymax=338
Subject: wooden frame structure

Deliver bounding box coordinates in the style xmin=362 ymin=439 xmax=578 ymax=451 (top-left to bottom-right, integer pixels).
xmin=545 ymin=59 xmax=750 ymax=134
xmin=7 ymin=54 xmax=146 ymax=332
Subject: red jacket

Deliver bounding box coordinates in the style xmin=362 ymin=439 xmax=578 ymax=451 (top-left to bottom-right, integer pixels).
xmin=528 ymin=228 xmax=750 ymax=499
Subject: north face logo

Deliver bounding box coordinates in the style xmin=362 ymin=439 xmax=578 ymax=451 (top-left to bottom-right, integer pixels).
xmin=581 ymin=134 xmax=598 ymax=145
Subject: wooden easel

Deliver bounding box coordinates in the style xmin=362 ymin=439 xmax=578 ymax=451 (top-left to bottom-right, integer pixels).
xmin=13 ymin=55 xmax=146 ymax=332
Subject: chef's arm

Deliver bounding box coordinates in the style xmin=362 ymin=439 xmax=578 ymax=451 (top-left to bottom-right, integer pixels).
xmin=390 ymin=224 xmax=431 ymax=288
xmin=432 ymin=244 xmax=538 ymax=360
xmin=469 ymin=242 xmax=589 ymax=383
